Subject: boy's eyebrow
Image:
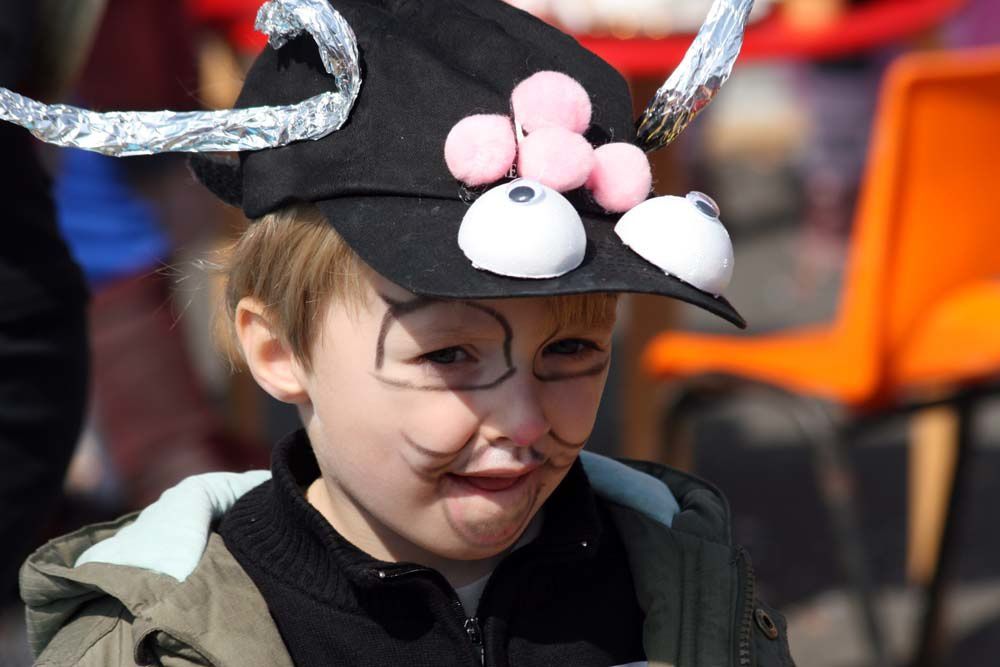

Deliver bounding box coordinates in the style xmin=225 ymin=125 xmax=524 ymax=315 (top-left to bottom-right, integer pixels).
xmin=410 ymin=323 xmax=504 ymax=342
xmin=374 ymin=293 xmax=514 ymax=370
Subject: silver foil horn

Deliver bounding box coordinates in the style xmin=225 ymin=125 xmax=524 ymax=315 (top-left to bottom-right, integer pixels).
xmin=636 ymin=0 xmax=755 ymax=153
xmin=0 ymin=0 xmax=362 ymax=157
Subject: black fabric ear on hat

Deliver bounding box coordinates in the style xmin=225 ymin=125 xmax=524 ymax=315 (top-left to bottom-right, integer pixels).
xmin=188 ymin=154 xmax=243 ymax=208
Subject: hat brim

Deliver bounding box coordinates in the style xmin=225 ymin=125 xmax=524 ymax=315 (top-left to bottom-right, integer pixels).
xmin=317 ymin=195 xmax=747 ymax=329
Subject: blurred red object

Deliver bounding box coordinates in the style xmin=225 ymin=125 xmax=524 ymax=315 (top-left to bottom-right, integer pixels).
xmin=178 ymin=0 xmax=967 ymax=70
xmin=77 ymin=0 xmax=199 ymax=111
xmin=186 ymin=0 xmax=267 ymax=53
xmin=581 ymin=0 xmax=965 ymax=76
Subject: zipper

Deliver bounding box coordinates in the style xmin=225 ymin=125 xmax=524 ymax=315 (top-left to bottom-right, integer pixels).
xmin=368 ymin=539 xmax=589 ymax=666
xmin=378 ymin=566 xmax=426 ymax=579
xmin=733 ymin=546 xmax=757 ymax=667
xmin=464 ymin=616 xmax=485 ymax=664
xmin=372 ymin=567 xmax=487 ymax=665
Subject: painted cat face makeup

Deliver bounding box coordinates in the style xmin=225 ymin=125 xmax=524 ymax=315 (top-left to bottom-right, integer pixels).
xmin=373 ymin=296 xmax=516 ymax=391
xmin=296 ymin=271 xmax=615 ymax=568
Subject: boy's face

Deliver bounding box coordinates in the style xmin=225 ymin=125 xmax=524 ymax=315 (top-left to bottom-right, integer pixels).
xmin=295 ymin=272 xmax=616 ymax=564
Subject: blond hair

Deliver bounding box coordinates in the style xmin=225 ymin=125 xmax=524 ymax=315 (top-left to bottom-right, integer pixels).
xmin=216 ymin=204 xmax=616 ymax=371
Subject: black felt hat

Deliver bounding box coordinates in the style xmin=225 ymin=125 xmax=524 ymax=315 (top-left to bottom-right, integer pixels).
xmin=194 ymin=0 xmax=746 ymax=329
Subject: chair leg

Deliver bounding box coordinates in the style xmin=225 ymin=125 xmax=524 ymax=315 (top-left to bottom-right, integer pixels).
xmin=659 ymin=385 xmax=710 ymax=471
xmin=790 ymin=397 xmax=891 ymax=667
xmin=659 ymin=378 xmax=736 ymax=471
xmin=907 ymin=406 xmax=959 ymax=586
xmin=620 ymin=294 xmax=680 ymax=462
xmin=911 ymin=397 xmax=975 ymax=667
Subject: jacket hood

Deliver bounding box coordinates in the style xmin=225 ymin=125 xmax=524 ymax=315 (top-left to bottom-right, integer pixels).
xmin=580 ymin=451 xmax=733 ymax=546
xmin=20 ymin=514 xmax=292 ymax=667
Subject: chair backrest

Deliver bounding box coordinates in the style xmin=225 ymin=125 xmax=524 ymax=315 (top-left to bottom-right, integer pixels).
xmin=836 ymin=46 xmax=1000 ymax=384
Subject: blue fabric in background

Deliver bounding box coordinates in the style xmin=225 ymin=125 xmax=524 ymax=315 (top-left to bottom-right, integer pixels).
xmin=55 ymin=148 xmax=170 ymax=287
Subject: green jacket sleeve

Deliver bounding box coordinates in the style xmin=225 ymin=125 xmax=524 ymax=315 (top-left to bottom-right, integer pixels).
xmin=33 ymin=597 xmax=212 ymax=667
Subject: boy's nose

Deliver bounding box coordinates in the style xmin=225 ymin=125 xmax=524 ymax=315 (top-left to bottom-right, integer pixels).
xmin=484 ymin=375 xmax=550 ymax=447
xmin=506 ymin=417 xmax=550 ymax=448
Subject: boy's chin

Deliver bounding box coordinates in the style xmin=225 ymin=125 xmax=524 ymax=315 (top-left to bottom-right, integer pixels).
xmin=429 ymin=540 xmax=517 ymax=563
xmin=434 ymin=506 xmax=538 ymax=561
xmin=438 ymin=481 xmax=540 ymax=554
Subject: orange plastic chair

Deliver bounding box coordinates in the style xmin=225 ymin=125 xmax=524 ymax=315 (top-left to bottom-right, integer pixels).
xmin=646 ymin=46 xmax=1000 ymax=406
xmin=645 ymin=46 xmax=1000 ymax=666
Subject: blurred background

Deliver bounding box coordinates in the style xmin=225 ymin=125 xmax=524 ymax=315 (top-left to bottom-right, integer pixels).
xmin=0 ymin=0 xmax=998 ymax=665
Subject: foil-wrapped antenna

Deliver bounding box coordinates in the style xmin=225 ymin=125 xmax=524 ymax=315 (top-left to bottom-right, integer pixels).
xmin=636 ymin=0 xmax=754 ymax=153
xmin=0 ymin=0 xmax=362 ymax=157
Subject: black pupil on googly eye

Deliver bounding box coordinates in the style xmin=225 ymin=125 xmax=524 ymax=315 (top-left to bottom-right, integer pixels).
xmin=509 ymin=186 xmax=536 ymax=203
xmin=694 ymin=197 xmax=719 ymax=218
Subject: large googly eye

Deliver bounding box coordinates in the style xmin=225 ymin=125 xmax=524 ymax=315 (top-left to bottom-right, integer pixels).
xmin=458 ymin=178 xmax=586 ymax=279
xmin=614 ymin=193 xmax=734 ymax=296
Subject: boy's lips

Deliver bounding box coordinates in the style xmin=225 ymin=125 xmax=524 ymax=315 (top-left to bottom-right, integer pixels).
xmin=449 ymin=464 xmax=541 ymax=493
xmin=458 ymin=475 xmax=524 ymax=492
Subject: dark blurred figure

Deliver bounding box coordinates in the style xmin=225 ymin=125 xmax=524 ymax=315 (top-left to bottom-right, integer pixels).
xmin=0 ymin=2 xmax=91 ymax=597
xmin=793 ymin=0 xmax=883 ymax=297
xmin=53 ymin=0 xmax=268 ymax=510
xmin=945 ymin=0 xmax=1000 ymax=48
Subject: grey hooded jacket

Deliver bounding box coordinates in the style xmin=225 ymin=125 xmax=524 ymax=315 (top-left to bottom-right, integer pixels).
xmin=21 ymin=453 xmax=795 ymax=667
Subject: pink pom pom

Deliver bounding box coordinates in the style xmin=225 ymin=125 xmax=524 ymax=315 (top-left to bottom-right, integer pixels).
xmin=517 ymin=127 xmax=595 ymax=192
xmin=444 ymin=114 xmax=517 ymax=186
xmin=586 ymin=143 xmax=652 ymax=213
xmin=511 ymin=71 xmax=592 ymax=134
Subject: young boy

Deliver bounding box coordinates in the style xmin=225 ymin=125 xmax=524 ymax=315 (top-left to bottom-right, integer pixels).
xmin=13 ymin=0 xmax=794 ymax=665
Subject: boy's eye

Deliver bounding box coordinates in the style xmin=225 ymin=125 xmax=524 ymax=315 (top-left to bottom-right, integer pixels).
xmin=545 ymin=339 xmax=596 ymax=356
xmin=422 ymin=347 xmax=470 ymax=365
xmin=535 ymin=337 xmax=609 ymax=382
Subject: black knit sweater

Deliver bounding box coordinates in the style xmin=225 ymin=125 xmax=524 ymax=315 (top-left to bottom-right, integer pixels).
xmin=219 ymin=430 xmax=646 ymax=666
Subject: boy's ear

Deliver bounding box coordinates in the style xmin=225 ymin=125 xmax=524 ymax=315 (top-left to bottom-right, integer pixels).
xmin=234 ymin=298 xmax=310 ymax=405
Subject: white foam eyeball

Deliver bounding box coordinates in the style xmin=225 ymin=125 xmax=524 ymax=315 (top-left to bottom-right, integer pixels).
xmin=458 ymin=179 xmax=587 ymax=279
xmin=614 ymin=191 xmax=734 ymax=296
